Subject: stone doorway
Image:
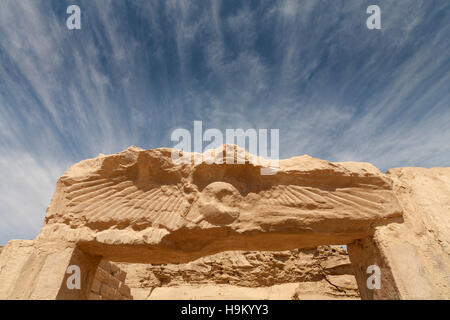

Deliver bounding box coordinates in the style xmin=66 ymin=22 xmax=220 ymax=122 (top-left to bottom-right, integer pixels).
xmin=0 ymin=146 xmax=448 ymax=299
xmin=113 ymin=246 xmax=360 ymax=300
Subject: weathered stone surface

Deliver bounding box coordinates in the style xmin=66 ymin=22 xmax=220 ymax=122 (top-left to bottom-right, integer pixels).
xmin=88 ymin=292 xmax=102 ymax=300
xmin=349 ymin=167 xmax=450 ymax=299
xmin=39 ymin=145 xmax=402 ymax=263
xmin=91 ymin=279 xmax=101 ymax=294
xmin=0 ymin=146 xmax=449 ymax=299
xmin=0 ymin=240 xmax=100 ymax=300
xmin=88 ymin=260 xmax=132 ymax=300
xmin=147 ymin=283 xmax=299 ymax=300
xmin=120 ymin=246 xmax=351 ymax=287
xmin=119 ymin=246 xmax=359 ymax=300
xmin=292 ymin=275 xmax=359 ymax=300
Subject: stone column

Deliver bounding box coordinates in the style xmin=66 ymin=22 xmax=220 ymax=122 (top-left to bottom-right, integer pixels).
xmin=348 ymin=234 xmax=401 ymax=299
xmin=349 ymin=167 xmax=450 ymax=300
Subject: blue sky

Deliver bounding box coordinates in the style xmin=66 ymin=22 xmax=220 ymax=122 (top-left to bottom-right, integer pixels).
xmin=0 ymin=0 xmax=449 ymax=245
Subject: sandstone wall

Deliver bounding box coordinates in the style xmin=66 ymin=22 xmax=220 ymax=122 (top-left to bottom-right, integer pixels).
xmin=349 ymin=167 xmax=450 ymax=299
xmin=118 ymin=246 xmax=360 ymax=300
xmin=89 ymin=260 xmax=133 ymax=300
xmin=38 ymin=145 xmax=402 ymax=263
xmin=0 ymin=240 xmax=100 ymax=300
xmin=0 ymin=146 xmax=448 ymax=299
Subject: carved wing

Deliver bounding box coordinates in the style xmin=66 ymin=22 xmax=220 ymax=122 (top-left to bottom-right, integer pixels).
xmin=245 ymin=184 xmax=393 ymax=220
xmin=63 ymin=176 xmax=191 ymax=230
xmin=260 ymin=185 xmax=385 ymax=210
xmin=45 ymin=149 xmax=194 ymax=232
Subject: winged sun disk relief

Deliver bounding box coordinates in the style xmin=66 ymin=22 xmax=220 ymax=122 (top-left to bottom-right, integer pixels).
xmin=45 ymin=146 xmax=400 ymax=235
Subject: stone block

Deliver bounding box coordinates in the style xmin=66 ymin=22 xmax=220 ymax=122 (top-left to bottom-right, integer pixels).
xmin=88 ymin=292 xmax=102 ymax=300
xmin=100 ymin=284 xmax=116 ymax=300
xmin=91 ymin=279 xmax=101 ymax=294
xmin=118 ymin=283 xmax=131 ymax=297
xmin=96 ymin=268 xmax=110 ymax=284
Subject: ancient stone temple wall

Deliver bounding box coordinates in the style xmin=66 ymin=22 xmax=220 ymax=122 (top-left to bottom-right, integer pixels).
xmin=118 ymin=246 xmax=360 ymax=300
xmin=348 ymin=167 xmax=450 ymax=299
xmin=0 ymin=145 xmax=448 ymax=299
xmin=0 ymin=240 xmax=100 ymax=299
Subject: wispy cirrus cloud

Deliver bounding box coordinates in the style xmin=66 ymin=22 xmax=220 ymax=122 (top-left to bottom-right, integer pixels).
xmin=0 ymin=0 xmax=449 ymax=244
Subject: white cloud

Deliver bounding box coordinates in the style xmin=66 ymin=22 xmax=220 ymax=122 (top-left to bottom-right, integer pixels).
xmin=0 ymin=152 xmax=69 ymax=245
xmin=0 ymin=0 xmax=448 ymax=245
